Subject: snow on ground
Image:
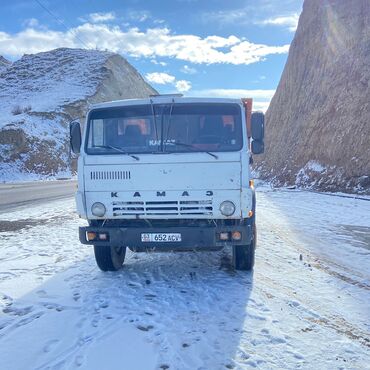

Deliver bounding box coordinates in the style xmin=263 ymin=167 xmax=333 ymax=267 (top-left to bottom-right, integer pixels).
xmin=0 ymin=188 xmax=369 ymax=369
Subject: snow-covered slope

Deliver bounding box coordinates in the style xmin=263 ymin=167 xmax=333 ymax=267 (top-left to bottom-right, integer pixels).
xmin=0 ymin=56 xmax=10 ymax=74
xmin=0 ymin=48 xmax=157 ymax=181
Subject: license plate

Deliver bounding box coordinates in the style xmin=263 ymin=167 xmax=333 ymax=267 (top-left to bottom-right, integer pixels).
xmin=141 ymin=233 xmax=182 ymax=242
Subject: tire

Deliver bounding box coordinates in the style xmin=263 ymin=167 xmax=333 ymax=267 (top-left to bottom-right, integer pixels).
xmin=94 ymin=245 xmax=126 ymax=271
xmin=233 ymin=224 xmax=256 ymax=271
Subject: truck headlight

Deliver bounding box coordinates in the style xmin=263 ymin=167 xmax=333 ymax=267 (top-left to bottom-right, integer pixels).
xmin=220 ymin=201 xmax=235 ymax=216
xmin=91 ymin=202 xmax=106 ymax=217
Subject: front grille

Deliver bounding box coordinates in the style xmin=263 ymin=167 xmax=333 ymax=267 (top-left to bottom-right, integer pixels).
xmin=112 ymin=199 xmax=213 ymax=216
xmin=90 ymin=170 xmax=131 ymax=180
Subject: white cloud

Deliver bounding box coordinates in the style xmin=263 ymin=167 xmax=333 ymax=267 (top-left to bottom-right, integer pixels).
xmin=23 ymin=18 xmax=39 ymax=28
xmin=153 ymin=19 xmax=166 ymax=25
xmin=252 ymin=75 xmax=267 ymax=83
xmin=260 ymin=13 xmax=299 ymax=32
xmin=251 ymin=101 xmax=271 ymax=112
xmin=181 ymin=65 xmax=197 ymax=74
xmin=175 ymin=80 xmax=192 ymax=92
xmin=0 ymin=23 xmax=290 ymax=65
xmin=88 ymin=12 xmax=116 ymax=23
xmin=145 ymin=72 xmax=191 ymax=93
xmin=145 ymin=72 xmax=175 ymax=84
xmin=127 ymin=10 xmax=151 ymax=22
xmin=0 ymin=28 xmax=73 ymax=56
xmin=204 ymin=9 xmax=247 ymax=25
xmin=151 ymin=59 xmax=167 ymax=66
xmin=203 ymin=2 xmax=302 ymax=38
xmin=187 ymin=89 xmax=275 ymax=112
xmin=124 ymin=10 xmax=165 ymax=25
xmin=189 ymin=89 xmax=275 ymax=100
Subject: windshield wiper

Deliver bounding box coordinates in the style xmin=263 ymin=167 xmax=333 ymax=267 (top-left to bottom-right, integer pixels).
xmin=150 ymin=98 xmax=159 ymax=142
xmin=93 ymin=145 xmax=140 ymax=160
xmin=164 ymin=98 xmax=175 ymax=151
xmin=172 ymin=142 xmax=218 ymax=159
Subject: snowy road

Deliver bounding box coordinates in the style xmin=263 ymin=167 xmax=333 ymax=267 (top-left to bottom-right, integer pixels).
xmin=0 ymin=186 xmax=369 ymax=369
xmin=0 ymin=180 xmax=76 ymax=212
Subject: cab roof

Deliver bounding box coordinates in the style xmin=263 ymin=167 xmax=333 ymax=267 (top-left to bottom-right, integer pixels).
xmin=91 ymin=96 xmax=244 ymax=110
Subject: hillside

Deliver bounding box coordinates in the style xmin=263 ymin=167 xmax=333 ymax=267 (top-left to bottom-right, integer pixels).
xmin=255 ymin=0 xmax=370 ymax=194
xmin=0 ymin=48 xmax=157 ymax=181
xmin=0 ymin=56 xmax=11 ymax=73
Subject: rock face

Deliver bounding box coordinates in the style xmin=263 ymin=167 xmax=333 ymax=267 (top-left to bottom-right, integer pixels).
xmin=0 ymin=48 xmax=157 ymax=181
xmin=256 ymin=0 xmax=370 ymax=194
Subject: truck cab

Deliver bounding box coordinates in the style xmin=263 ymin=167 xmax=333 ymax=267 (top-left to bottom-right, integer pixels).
xmin=70 ymin=95 xmax=264 ymax=271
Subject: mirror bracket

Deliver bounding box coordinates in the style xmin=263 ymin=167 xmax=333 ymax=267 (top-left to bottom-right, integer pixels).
xmin=70 ymin=121 xmax=82 ymax=155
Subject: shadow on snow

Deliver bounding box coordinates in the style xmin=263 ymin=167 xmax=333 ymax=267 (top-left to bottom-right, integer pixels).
xmin=0 ymin=248 xmax=254 ymax=370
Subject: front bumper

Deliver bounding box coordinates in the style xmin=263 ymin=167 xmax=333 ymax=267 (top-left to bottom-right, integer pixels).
xmin=79 ymin=224 xmax=252 ymax=251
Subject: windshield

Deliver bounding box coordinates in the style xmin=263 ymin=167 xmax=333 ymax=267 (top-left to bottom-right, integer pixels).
xmin=86 ymin=103 xmax=243 ymax=155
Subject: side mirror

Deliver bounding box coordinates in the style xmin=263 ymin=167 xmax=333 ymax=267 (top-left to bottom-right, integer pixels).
xmin=251 ymin=140 xmax=264 ymax=154
xmin=251 ymin=112 xmax=264 ymax=141
xmin=70 ymin=121 xmax=81 ymax=154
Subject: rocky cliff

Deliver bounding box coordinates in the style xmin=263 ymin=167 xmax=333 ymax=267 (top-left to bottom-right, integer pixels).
xmin=256 ymin=0 xmax=370 ymax=194
xmin=0 ymin=48 xmax=157 ymax=181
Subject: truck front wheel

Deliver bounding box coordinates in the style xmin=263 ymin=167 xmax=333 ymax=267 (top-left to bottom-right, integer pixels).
xmin=233 ymin=224 xmax=256 ymax=271
xmin=94 ymin=245 xmax=126 ymax=271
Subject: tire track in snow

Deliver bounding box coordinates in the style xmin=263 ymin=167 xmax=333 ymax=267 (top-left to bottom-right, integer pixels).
xmin=271 ymin=225 xmax=370 ymax=291
xmin=257 ymin=198 xmax=370 ymax=350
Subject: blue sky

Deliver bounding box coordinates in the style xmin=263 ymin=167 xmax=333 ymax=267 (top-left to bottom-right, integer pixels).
xmin=0 ymin=0 xmax=304 ymax=110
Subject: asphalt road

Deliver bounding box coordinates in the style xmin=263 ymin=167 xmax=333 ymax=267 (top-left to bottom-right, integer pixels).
xmin=0 ymin=180 xmax=77 ymax=213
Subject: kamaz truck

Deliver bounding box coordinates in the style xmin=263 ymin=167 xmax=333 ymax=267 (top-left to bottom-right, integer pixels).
xmin=70 ymin=95 xmax=264 ymax=271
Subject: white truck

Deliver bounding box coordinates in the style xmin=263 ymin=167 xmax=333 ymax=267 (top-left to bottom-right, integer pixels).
xmin=70 ymin=95 xmax=264 ymax=271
